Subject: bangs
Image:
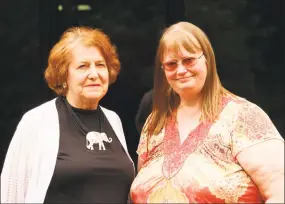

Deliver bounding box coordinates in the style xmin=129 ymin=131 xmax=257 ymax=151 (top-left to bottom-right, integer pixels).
xmin=160 ymin=30 xmax=202 ymax=61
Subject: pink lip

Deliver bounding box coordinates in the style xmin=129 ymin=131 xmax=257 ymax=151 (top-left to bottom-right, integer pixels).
xmin=85 ymin=84 xmax=100 ymax=87
xmin=176 ymin=76 xmax=193 ymax=80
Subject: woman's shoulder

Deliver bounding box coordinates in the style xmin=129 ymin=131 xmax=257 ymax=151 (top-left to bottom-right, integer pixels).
xmin=219 ymin=95 xmax=272 ymax=125
xmin=21 ymin=98 xmax=57 ymax=121
xmin=225 ymin=95 xmax=274 ymax=126
xmin=100 ymin=106 xmax=121 ymax=121
xmin=225 ymin=95 xmax=262 ymax=112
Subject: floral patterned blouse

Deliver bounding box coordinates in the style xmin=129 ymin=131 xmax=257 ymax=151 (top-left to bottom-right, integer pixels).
xmin=130 ymin=96 xmax=283 ymax=203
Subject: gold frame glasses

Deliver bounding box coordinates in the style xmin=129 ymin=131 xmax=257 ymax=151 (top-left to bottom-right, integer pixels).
xmin=161 ymin=53 xmax=204 ymax=71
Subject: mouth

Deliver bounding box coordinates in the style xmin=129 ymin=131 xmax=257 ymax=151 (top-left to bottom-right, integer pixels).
xmin=176 ymin=76 xmax=193 ymax=81
xmin=85 ymin=84 xmax=101 ymax=87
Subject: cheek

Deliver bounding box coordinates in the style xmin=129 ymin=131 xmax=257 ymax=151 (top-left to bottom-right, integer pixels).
xmin=164 ymin=71 xmax=175 ymax=83
xmin=194 ymin=65 xmax=207 ymax=79
xmin=66 ymin=74 xmax=80 ymax=88
xmin=101 ymin=70 xmax=109 ymax=86
xmin=201 ymin=68 xmax=208 ymax=81
xmin=103 ymin=71 xmax=109 ymax=83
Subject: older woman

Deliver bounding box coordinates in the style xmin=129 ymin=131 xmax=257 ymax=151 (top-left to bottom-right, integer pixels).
xmin=130 ymin=22 xmax=284 ymax=203
xmin=1 ymin=27 xmax=135 ymax=203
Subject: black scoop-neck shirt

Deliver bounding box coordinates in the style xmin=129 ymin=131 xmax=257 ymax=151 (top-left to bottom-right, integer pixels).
xmin=44 ymin=97 xmax=134 ymax=203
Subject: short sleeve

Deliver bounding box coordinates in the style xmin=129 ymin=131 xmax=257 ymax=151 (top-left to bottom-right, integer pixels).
xmin=231 ymin=102 xmax=284 ymax=159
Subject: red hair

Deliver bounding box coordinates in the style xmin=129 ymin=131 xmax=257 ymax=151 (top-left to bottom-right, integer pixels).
xmin=44 ymin=26 xmax=120 ymax=95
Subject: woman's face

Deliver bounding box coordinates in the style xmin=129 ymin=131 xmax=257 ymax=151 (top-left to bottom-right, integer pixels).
xmin=162 ymin=46 xmax=207 ymax=97
xmin=66 ymin=44 xmax=109 ymax=108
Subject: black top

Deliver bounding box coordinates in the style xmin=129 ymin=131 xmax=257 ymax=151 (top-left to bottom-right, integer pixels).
xmin=44 ymin=96 xmax=134 ymax=203
xmin=135 ymin=89 xmax=153 ymax=133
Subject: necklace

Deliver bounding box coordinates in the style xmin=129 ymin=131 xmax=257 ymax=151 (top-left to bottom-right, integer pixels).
xmin=63 ymin=97 xmax=112 ymax=151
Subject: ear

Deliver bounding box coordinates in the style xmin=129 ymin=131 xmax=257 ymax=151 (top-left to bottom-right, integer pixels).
xmin=62 ymin=82 xmax=67 ymax=89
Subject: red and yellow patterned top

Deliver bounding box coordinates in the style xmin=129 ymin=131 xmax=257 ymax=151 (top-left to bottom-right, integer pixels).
xmin=130 ymin=97 xmax=283 ymax=203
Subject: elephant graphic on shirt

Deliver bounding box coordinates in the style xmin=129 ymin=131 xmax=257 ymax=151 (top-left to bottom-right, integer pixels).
xmin=86 ymin=131 xmax=112 ymax=151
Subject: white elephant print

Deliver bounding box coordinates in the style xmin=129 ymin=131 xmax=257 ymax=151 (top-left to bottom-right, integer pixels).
xmin=86 ymin=131 xmax=112 ymax=151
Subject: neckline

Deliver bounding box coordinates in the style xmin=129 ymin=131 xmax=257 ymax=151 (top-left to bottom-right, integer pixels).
xmin=176 ymin=120 xmax=204 ymax=146
xmin=62 ymin=96 xmax=104 ymax=135
xmin=165 ymin=113 xmax=207 ymax=150
xmin=63 ymin=96 xmax=100 ymax=114
xmin=162 ymin=95 xmax=232 ymax=179
xmin=71 ymin=105 xmax=100 ymax=115
xmin=162 ymin=116 xmax=210 ymax=179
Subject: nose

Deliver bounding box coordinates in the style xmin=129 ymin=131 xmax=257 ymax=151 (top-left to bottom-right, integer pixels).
xmin=88 ymin=64 xmax=99 ymax=79
xmin=176 ymin=63 xmax=187 ymax=74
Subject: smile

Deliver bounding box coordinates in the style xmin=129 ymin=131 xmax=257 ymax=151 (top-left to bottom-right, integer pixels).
xmin=85 ymin=84 xmax=101 ymax=87
xmin=175 ymin=76 xmax=193 ymax=81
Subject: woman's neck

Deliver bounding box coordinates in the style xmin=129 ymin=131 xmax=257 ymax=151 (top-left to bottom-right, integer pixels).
xmin=65 ymin=95 xmax=99 ymax=110
xmin=179 ymin=92 xmax=201 ymax=108
xmin=177 ymin=93 xmax=202 ymax=118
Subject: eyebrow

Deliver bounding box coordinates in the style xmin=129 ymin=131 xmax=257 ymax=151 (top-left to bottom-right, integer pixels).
xmin=94 ymin=60 xmax=106 ymax=64
xmin=163 ymin=55 xmax=197 ymax=63
xmin=78 ymin=59 xmax=106 ymax=64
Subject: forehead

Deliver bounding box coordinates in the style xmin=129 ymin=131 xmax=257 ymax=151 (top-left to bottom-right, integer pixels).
xmin=163 ymin=46 xmax=199 ymax=62
xmin=161 ymin=30 xmax=202 ymax=61
xmin=70 ymin=43 xmax=105 ymax=63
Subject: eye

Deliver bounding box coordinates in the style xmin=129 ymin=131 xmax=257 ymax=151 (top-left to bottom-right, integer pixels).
xmin=165 ymin=61 xmax=177 ymax=69
xmin=78 ymin=64 xmax=87 ymax=69
xmin=183 ymin=57 xmax=196 ymax=66
xmin=96 ymin=63 xmax=106 ymax=68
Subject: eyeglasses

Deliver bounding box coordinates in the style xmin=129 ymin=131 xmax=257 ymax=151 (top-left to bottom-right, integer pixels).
xmin=161 ymin=53 xmax=204 ymax=71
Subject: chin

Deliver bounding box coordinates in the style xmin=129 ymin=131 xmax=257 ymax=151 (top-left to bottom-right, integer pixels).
xmin=176 ymin=85 xmax=195 ymax=91
xmin=175 ymin=86 xmax=201 ymax=95
xmin=83 ymin=92 xmax=106 ymax=101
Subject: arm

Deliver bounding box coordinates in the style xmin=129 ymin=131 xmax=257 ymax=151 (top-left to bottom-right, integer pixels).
xmin=232 ymin=102 xmax=284 ymax=203
xmin=237 ymin=140 xmax=284 ymax=203
xmin=136 ymin=131 xmax=149 ymax=172
xmin=1 ymin=113 xmax=34 ymax=203
xmin=137 ymin=155 xmax=145 ymax=172
xmin=114 ymin=112 xmax=129 ymax=152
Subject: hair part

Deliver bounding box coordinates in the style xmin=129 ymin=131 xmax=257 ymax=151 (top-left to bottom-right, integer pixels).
xmin=44 ymin=26 xmax=120 ymax=95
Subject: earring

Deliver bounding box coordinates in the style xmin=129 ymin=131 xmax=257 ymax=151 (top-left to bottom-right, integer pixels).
xmin=62 ymin=82 xmax=67 ymax=89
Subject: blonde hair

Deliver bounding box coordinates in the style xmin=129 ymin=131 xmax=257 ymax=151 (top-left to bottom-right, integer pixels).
xmin=44 ymin=26 xmax=120 ymax=95
xmin=145 ymin=22 xmax=233 ymax=136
